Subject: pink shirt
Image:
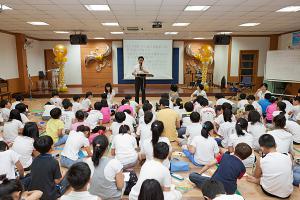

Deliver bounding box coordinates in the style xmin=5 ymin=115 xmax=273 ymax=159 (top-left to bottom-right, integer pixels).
xmin=71 ymin=121 xmax=90 ymax=131
xmin=117 ymin=104 xmax=134 ymax=115
xmin=101 ymin=107 xmax=111 ymax=124
xmin=266 ymin=103 xmax=277 ymax=121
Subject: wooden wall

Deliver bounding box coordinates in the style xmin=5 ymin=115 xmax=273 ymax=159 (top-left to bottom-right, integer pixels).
xmin=80 ymin=41 xmax=113 ymax=88
xmin=183 ymin=40 xmax=214 ymax=85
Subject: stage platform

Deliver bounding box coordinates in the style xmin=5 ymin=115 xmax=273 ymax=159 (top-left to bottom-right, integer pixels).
xmin=30 ymin=85 xmax=237 ymax=98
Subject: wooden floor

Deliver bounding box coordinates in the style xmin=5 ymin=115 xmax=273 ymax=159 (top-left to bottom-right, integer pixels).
xmin=30 ymin=85 xmax=237 ymax=98
xmin=19 ymin=97 xmax=300 ymax=200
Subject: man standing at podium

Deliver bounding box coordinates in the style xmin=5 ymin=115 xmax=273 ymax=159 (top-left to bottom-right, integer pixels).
xmin=132 ymin=56 xmax=149 ymax=103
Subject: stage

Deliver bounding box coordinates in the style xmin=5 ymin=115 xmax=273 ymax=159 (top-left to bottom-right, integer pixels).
xmin=30 ymin=85 xmax=237 ymax=98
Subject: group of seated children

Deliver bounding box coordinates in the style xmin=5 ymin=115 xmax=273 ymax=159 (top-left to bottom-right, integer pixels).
xmin=1 ymin=82 xmax=300 ymax=200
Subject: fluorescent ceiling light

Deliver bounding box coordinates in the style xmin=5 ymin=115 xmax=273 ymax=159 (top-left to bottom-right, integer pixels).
xmin=1 ymin=5 xmax=12 ymax=10
xmin=165 ymin=32 xmax=178 ymax=35
xmin=217 ymin=32 xmax=232 ymax=35
xmin=27 ymin=21 xmax=49 ymax=26
xmin=102 ymin=22 xmax=119 ymax=26
xmin=111 ymin=32 xmax=124 ymax=34
xmin=193 ymin=37 xmax=206 ymax=39
xmin=54 ymin=31 xmax=69 ymax=34
xmin=239 ymin=23 xmax=260 ymax=27
xmin=94 ymin=37 xmax=105 ymax=39
xmin=184 ymin=6 xmax=210 ymax=11
xmin=276 ymin=6 xmax=300 ymax=12
xmin=172 ymin=23 xmax=190 ymax=27
xmin=84 ymin=4 xmax=110 ymax=11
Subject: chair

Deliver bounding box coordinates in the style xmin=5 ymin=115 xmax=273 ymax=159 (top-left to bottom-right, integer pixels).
xmin=0 ymin=78 xmax=11 ymax=100
xmin=239 ymin=76 xmax=255 ymax=92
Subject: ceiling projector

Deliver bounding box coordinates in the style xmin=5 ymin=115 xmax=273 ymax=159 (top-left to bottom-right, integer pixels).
xmin=152 ymin=21 xmax=162 ymax=28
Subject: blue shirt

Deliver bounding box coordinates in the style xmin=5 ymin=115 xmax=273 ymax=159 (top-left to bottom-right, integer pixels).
xmin=212 ymin=153 xmax=246 ymax=194
xmin=258 ymin=99 xmax=271 ymax=114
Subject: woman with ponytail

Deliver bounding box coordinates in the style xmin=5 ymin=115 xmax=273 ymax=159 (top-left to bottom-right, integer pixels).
xmin=184 ymin=121 xmax=219 ymax=166
xmin=216 ymin=109 xmax=236 ymax=148
xmin=228 ymin=118 xmax=255 ymax=167
xmin=89 ymin=135 xmax=125 ymax=200
xmin=111 ymin=125 xmax=138 ymax=169
xmin=139 ymin=120 xmax=172 ymax=168
xmin=247 ymin=110 xmax=266 ymax=150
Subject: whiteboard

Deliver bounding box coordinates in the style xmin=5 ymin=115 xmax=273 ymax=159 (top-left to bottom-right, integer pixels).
xmin=265 ymin=50 xmax=300 ymax=83
xmin=123 ymin=40 xmax=173 ymax=80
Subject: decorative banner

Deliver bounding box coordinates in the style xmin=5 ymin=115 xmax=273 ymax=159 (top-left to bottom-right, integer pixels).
xmin=292 ymin=31 xmax=300 ymax=49
xmin=85 ymin=44 xmax=111 ymax=72
xmin=53 ymin=44 xmax=68 ymax=92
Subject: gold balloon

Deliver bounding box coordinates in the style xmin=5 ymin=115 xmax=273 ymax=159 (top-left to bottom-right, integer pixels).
xmin=199 ymin=45 xmax=213 ymax=59
xmin=53 ymin=44 xmax=68 ymax=59
xmin=53 ymin=44 xmax=68 ymax=92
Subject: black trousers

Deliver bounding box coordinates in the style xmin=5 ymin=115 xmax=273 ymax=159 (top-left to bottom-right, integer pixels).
xmin=135 ymin=77 xmax=146 ymax=103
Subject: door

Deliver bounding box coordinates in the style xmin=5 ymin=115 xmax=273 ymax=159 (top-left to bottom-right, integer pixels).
xmin=239 ymin=50 xmax=259 ymax=89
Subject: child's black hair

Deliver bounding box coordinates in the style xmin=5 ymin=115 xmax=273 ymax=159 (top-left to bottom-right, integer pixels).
xmin=14 ymin=94 xmax=24 ymax=102
xmin=23 ymin=122 xmax=39 ymax=140
xmin=8 ymin=109 xmax=22 ymax=122
xmin=0 ymin=178 xmax=23 ymax=199
xmin=153 ymin=142 xmax=169 ymax=160
xmin=160 ymin=93 xmax=169 ymax=99
xmin=75 ymin=110 xmax=85 ymax=121
xmin=221 ymin=102 xmax=232 ymax=111
xmin=0 ymin=99 xmax=9 ymax=108
xmin=201 ymin=121 xmax=214 ymax=139
xmin=125 ymin=95 xmax=132 ymax=100
xmin=215 ymin=93 xmax=224 ymax=100
xmin=184 ymin=101 xmax=194 ymax=112
xmin=76 ymin=125 xmax=90 ymax=133
xmin=264 ymin=93 xmax=272 ymax=100
xmin=50 ymin=107 xmax=62 ymax=119
xmin=294 ymin=96 xmax=300 ymax=102
xmin=248 ymin=110 xmax=261 ymax=125
xmin=15 ymin=103 xmax=27 ymax=113
xmin=92 ymin=135 xmax=109 ymax=166
xmin=268 ymin=96 xmax=277 ymax=104
xmin=170 ymin=84 xmax=178 ymax=92
xmin=51 ymin=90 xmax=59 ymax=97
xmin=246 ymin=95 xmax=255 ymax=101
xmin=33 ymin=135 xmax=53 ymax=154
xmin=201 ymin=179 xmax=225 ymax=199
xmin=245 ymin=104 xmax=255 ymax=112
xmin=121 ymin=99 xmax=129 ymax=105
xmin=159 ymin=98 xmax=169 ymax=107
xmin=92 ymin=126 xmax=106 ymax=133
xmin=223 ymin=109 xmax=232 ymax=122
xmin=101 ymin=93 xmax=107 ymax=99
xmin=144 ymin=111 xmax=153 ymax=124
xmin=142 ymin=103 xmax=153 ymax=112
xmin=261 ymin=83 xmax=268 ymax=89
xmin=0 ymin=141 xmax=8 ymax=151
xmin=73 ymin=95 xmax=81 ymax=102
xmin=138 ymin=179 xmax=164 ymax=200
xmin=45 ymin=102 xmax=52 ymax=105
xmin=85 ymin=91 xmax=93 ymax=98
xmin=235 ymin=118 xmax=248 ymax=137
xmin=197 ymin=83 xmax=204 ymax=90
xmin=66 ymin=162 xmax=91 ymax=191
xmin=215 ymin=105 xmax=222 ymax=113
xmin=190 ymin=112 xmax=200 ymax=123
xmin=104 ymin=83 xmax=113 ymax=94
xmin=234 ymin=143 xmax=252 ymax=160
xmin=151 ymin=120 xmax=164 ymax=146
xmin=195 ymin=96 xmax=205 ymax=104
xmin=94 ymin=102 xmax=102 ymax=111
xmin=259 ymin=134 xmax=276 ymax=148
xmin=175 ymin=98 xmax=183 ymax=108
xmin=62 ymin=100 xmax=73 ymax=110
xmin=123 ymin=109 xmax=132 ymax=115
xmin=100 ymin=99 xmax=109 ymax=107
xmin=273 ymin=113 xmax=286 ymax=129
xmin=115 ymin=112 xmax=126 ymax=123
xmin=239 ymin=93 xmax=246 ymax=100
xmin=200 ymin=98 xmax=209 ymax=107
xmin=277 ymin=101 xmax=286 ymax=113
xmin=119 ymin=124 xmax=130 ymax=134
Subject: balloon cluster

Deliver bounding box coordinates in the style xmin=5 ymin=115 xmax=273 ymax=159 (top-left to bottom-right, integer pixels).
xmin=53 ymin=44 xmax=68 ymax=92
xmin=85 ymin=45 xmax=111 ymax=72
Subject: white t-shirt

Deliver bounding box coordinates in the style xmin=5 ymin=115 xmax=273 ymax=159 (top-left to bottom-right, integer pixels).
xmin=50 ymin=97 xmax=62 ymax=107
xmin=217 ymin=121 xmax=235 ymax=148
xmin=185 ymin=123 xmax=203 ymax=145
xmin=200 ymin=107 xmax=216 ymax=124
xmin=267 ymin=129 xmax=293 ymax=154
xmin=272 ymin=111 xmax=289 ymax=119
xmin=72 ymin=102 xmax=83 ymax=113
xmin=181 ymin=112 xmax=192 ymax=127
xmin=111 ymin=133 xmax=138 ymax=166
xmin=42 ymin=105 xmax=56 ymax=117
xmin=20 ymin=113 xmax=29 ymax=124
xmin=141 ymin=137 xmax=172 ymax=168
xmin=85 ymin=110 xmax=103 ymax=129
xmin=11 ymin=136 xmax=34 ymax=168
xmin=237 ymin=99 xmax=248 ymax=110
xmin=285 ymin=120 xmax=300 ymax=143
xmin=282 ymin=100 xmax=293 ymax=114
xmin=291 ymin=105 xmax=300 ymax=121
xmin=110 ymin=122 xmax=134 ymax=137
xmin=0 ymin=150 xmax=20 ymax=179
xmin=192 ymin=90 xmax=208 ymax=99
xmin=124 ymin=112 xmax=136 ymax=127
xmin=106 ymin=89 xmax=116 ymax=105
xmin=214 ymin=194 xmax=244 ymax=200
xmin=129 ymin=159 xmax=171 ymax=200
xmin=0 ymin=108 xmax=11 ymax=122
xmin=3 ymin=119 xmax=24 ymax=143
xmin=81 ymin=98 xmax=92 ymax=111
xmin=247 ymin=122 xmax=266 ymax=150
xmin=214 ymin=114 xmax=236 ymax=126
xmin=11 ymin=101 xmax=21 ymax=109
xmin=256 ymin=90 xmax=271 ymax=100
xmin=228 ymin=131 xmax=254 ymax=148
xmin=61 ymin=110 xmax=75 ymax=130
xmin=190 ymin=135 xmax=219 ymax=165
xmin=136 ymin=122 xmax=152 ymax=145
xmin=61 ymin=131 xmax=90 ymax=161
xmin=216 ymin=98 xmax=234 ymax=106
xmin=252 ymin=101 xmax=262 ymax=114
xmin=260 ymin=152 xmax=293 ymax=198
xmin=61 ymin=191 xmax=99 ymax=200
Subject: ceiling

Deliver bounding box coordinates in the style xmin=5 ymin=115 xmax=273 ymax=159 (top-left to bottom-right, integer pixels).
xmin=0 ymin=0 xmax=300 ymax=40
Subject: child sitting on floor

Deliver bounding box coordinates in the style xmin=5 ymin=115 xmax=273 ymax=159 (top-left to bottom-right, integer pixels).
xmin=50 ymin=90 xmax=62 ymax=107
xmin=191 ymin=83 xmax=208 ymax=100
xmin=214 ymin=103 xmax=236 ymax=129
xmin=15 ymin=103 xmax=30 ymax=124
xmin=81 ymin=92 xmax=93 ymax=112
xmin=289 ymin=96 xmax=300 ymax=121
xmin=138 ymin=102 xmax=155 ymax=124
xmin=72 ymin=95 xmax=83 ymax=113
xmin=177 ymin=101 xmax=194 ymax=138
xmin=258 ymin=93 xmax=272 ymax=117
xmin=110 ymin=112 xmax=134 ymax=136
xmin=247 ymin=95 xmax=262 ymax=115
xmin=189 ymin=142 xmax=252 ymax=194
xmin=111 ymin=125 xmax=138 ymax=169
xmin=61 ymin=125 xmax=92 ymax=168
xmin=11 ymin=94 xmax=26 ymax=110
xmin=3 ymin=109 xmax=24 ymax=143
xmin=61 ymin=100 xmax=75 ymax=133
xmin=237 ymin=93 xmax=248 ymax=111
xmin=42 ymin=102 xmax=56 ymax=121
xmin=46 ymin=107 xmax=68 ymax=147
xmin=215 ymin=109 xmax=236 ymax=148
xmin=247 ymin=110 xmax=266 ymax=151
xmin=100 ymin=100 xmax=111 ymax=124
xmin=169 ymin=84 xmax=180 ymax=102
xmin=0 ymin=99 xmax=11 ymax=122
xmin=136 ymin=111 xmax=154 ymax=145
xmin=118 ymin=99 xmax=134 ymax=116
xmin=200 ymin=98 xmax=216 ymax=125
xmin=180 ymin=112 xmax=202 ymax=146
xmin=85 ymin=102 xmax=103 ymax=129
xmin=265 ymin=96 xmax=277 ymax=124
xmin=71 ymin=110 xmax=89 ymax=131
xmin=88 ymin=126 xmax=106 ymax=144
xmin=246 ymin=134 xmax=293 ymax=199
xmin=184 ymin=121 xmax=219 ymax=166
xmin=125 ymin=95 xmax=139 ymax=114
